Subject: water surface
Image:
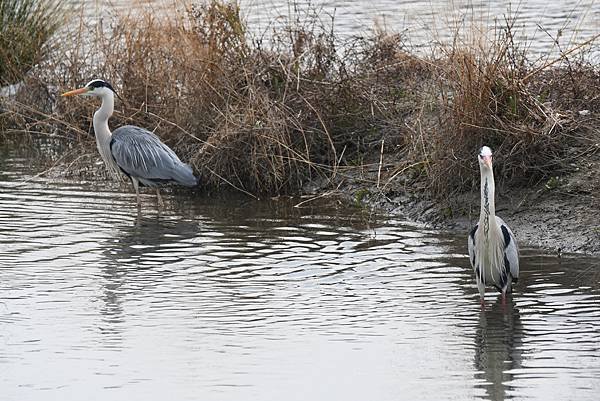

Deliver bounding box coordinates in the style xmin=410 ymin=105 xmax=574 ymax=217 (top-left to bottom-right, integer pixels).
xmin=1 ymin=147 xmax=599 ymax=401
xmin=78 ymin=0 xmax=600 ymax=58
xmin=3 ymin=2 xmax=600 ymax=399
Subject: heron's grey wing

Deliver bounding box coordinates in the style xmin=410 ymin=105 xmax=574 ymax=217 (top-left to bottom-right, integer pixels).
xmin=468 ymin=223 xmax=478 ymax=269
xmin=110 ymin=125 xmax=196 ymax=186
xmin=496 ymin=216 xmax=519 ymax=280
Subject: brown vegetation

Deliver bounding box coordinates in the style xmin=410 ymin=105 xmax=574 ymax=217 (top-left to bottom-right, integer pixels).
xmin=425 ymin=24 xmax=596 ymax=197
xmin=1 ymin=1 xmax=598 ymax=201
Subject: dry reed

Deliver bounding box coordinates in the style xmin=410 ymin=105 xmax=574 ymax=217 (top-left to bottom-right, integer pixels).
xmin=1 ymin=1 xmax=598 ymax=199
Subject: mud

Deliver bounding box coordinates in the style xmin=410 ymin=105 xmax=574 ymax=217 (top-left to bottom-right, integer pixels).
xmin=306 ymin=150 xmax=600 ymax=256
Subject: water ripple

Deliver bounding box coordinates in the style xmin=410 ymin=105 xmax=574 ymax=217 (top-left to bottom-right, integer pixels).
xmin=1 ymin=155 xmax=600 ymax=401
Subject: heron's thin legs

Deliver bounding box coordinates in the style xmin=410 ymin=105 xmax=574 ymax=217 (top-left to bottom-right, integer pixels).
xmin=132 ymin=178 xmax=141 ymax=209
xmin=135 ymin=207 xmax=142 ymax=225
xmin=156 ymin=188 xmax=164 ymax=209
xmin=476 ymin=280 xmax=485 ymax=301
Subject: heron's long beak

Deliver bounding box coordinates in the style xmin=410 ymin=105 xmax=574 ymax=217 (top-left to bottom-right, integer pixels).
xmin=61 ymin=87 xmax=88 ymax=97
xmin=482 ymin=155 xmax=492 ymax=168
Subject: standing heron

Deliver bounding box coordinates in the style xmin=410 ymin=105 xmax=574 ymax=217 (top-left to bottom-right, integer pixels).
xmin=61 ymin=79 xmax=198 ymax=208
xmin=468 ymin=146 xmax=519 ymax=305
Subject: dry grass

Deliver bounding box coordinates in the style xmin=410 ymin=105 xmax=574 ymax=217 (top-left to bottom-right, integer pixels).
xmin=1 ymin=0 xmax=598 ymax=199
xmin=411 ymin=13 xmax=599 ymax=198
xmin=3 ymin=0 xmax=419 ymax=194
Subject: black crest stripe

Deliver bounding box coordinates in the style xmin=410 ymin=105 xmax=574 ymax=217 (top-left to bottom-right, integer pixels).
xmin=88 ymin=80 xmax=116 ymax=93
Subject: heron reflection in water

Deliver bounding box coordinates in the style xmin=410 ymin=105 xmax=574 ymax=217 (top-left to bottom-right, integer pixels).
xmin=62 ymin=79 xmax=198 ymax=209
xmin=474 ymin=299 xmax=524 ymax=400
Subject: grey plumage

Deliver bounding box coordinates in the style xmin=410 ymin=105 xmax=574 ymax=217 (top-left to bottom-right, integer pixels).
xmin=468 ymin=216 xmax=519 ymax=294
xmin=111 ymin=125 xmax=197 ymax=187
xmin=468 ymin=146 xmax=519 ymax=302
xmin=61 ymin=79 xmax=198 ymax=209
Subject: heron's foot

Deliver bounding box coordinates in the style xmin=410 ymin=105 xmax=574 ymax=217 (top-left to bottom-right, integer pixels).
xmin=480 ymin=297 xmax=485 ymax=309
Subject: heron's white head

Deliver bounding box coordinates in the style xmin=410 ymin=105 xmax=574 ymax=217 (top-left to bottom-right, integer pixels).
xmin=61 ymin=79 xmax=117 ymax=98
xmin=478 ymin=146 xmax=493 ymax=169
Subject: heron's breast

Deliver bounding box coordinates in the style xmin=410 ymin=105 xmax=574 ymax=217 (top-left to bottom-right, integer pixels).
xmin=475 ymin=232 xmax=505 ymax=284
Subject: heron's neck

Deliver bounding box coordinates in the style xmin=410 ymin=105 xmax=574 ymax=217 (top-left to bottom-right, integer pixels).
xmin=93 ymin=92 xmax=113 ymax=133
xmin=92 ymin=93 xmax=119 ymax=175
xmin=479 ymin=166 xmax=497 ymax=237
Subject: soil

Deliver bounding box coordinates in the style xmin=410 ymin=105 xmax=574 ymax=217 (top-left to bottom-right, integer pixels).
xmin=306 ymin=149 xmax=600 ymax=256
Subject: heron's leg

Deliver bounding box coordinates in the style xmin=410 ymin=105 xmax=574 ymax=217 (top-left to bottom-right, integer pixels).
xmin=135 ymin=207 xmax=142 ymax=225
xmin=131 ymin=178 xmax=141 ymax=209
xmin=477 ymin=279 xmax=485 ymax=307
xmin=156 ymin=188 xmax=164 ymax=209
xmin=501 ymin=279 xmax=511 ymax=307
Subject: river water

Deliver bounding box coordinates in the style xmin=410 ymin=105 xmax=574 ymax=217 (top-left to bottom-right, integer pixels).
xmin=1 ymin=145 xmax=600 ymax=400
xmin=2 ymin=1 xmax=600 ymax=399
xmin=79 ymin=0 xmax=600 ymax=58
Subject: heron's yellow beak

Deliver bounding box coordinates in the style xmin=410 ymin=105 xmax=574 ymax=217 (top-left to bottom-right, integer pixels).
xmin=61 ymin=87 xmax=89 ymax=97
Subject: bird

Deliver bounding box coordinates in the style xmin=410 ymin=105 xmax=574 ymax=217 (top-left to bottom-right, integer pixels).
xmin=61 ymin=79 xmax=198 ymax=209
xmin=468 ymin=146 xmax=519 ymax=305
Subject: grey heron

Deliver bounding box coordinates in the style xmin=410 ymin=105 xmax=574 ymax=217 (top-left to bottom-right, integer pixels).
xmin=468 ymin=146 xmax=519 ymax=305
xmin=62 ymin=79 xmax=198 ymax=208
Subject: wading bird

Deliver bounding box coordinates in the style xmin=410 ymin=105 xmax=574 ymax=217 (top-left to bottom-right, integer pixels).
xmin=61 ymin=79 xmax=198 ymax=209
xmin=468 ymin=146 xmax=519 ymax=305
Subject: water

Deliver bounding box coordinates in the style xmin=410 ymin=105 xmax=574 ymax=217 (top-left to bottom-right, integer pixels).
xmin=4 ymin=2 xmax=600 ymax=398
xmin=1 ymin=146 xmax=600 ymax=401
xmin=79 ymin=0 xmax=600 ymax=58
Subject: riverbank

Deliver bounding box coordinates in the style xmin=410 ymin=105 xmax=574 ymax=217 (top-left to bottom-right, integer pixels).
xmin=306 ymin=146 xmax=600 ymax=256
xmin=300 ymin=84 xmax=600 ymax=255
xmin=1 ymin=1 xmax=599 ymax=254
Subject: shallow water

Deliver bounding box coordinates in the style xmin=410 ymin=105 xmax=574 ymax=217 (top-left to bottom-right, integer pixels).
xmin=1 ymin=146 xmax=600 ymax=401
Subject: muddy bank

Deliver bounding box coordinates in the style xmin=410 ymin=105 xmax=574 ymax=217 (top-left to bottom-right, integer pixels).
xmin=3 ymin=130 xmax=597 ymax=256
xmin=307 ymin=149 xmax=600 ymax=256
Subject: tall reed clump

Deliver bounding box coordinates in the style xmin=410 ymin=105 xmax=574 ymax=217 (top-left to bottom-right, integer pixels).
xmin=187 ymin=2 xmax=417 ymax=192
xmin=3 ymin=1 xmax=597 ymax=200
xmin=427 ymin=15 xmax=590 ymax=196
xmin=7 ymin=0 xmax=412 ymax=194
xmin=0 ymin=0 xmax=63 ymax=85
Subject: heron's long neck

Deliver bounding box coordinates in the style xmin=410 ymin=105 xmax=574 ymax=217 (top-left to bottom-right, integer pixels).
xmin=479 ymin=166 xmax=498 ymax=237
xmin=92 ymin=93 xmax=119 ymax=175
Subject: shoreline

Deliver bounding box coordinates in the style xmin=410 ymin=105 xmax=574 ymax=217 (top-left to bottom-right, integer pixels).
xmin=1 ymin=135 xmax=597 ymax=256
xmin=314 ymin=155 xmax=600 ymax=256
